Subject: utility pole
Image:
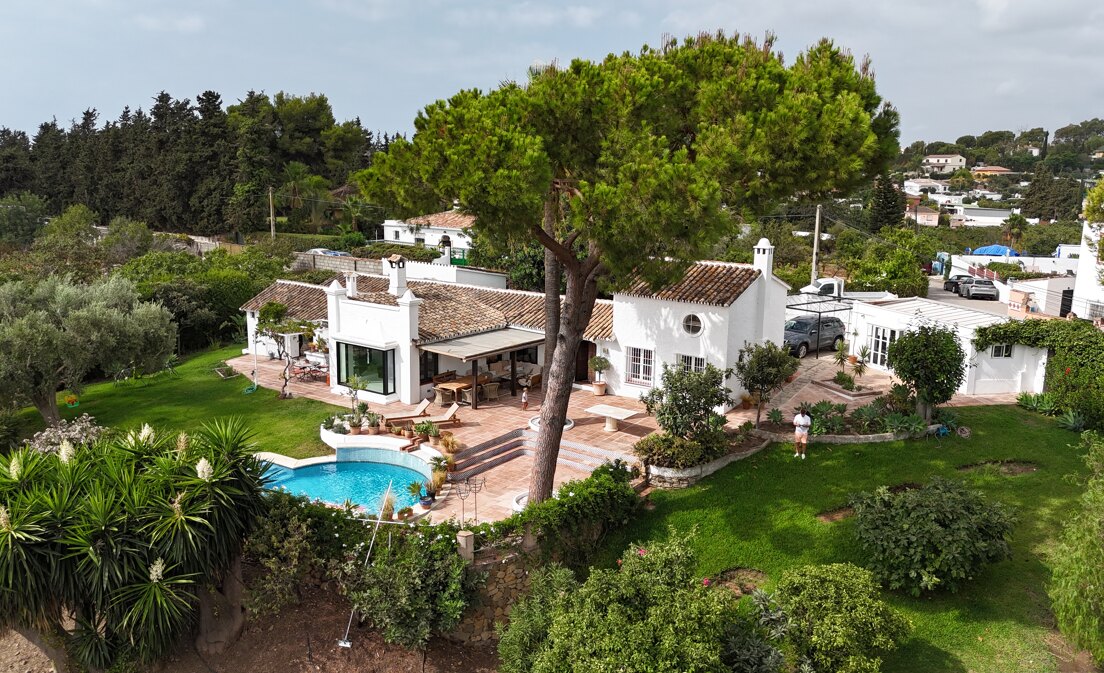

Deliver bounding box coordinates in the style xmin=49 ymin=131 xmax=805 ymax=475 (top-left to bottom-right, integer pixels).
xmin=810 ymin=203 xmax=822 ymax=285
xmin=268 ymin=186 xmax=276 ymax=240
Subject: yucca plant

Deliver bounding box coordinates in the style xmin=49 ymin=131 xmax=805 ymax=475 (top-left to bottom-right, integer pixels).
xmin=1057 ymin=410 xmax=1086 ymax=432
xmin=0 ymin=419 xmax=267 ymax=671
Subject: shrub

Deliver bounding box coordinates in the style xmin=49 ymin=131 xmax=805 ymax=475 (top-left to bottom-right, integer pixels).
xmin=833 ymin=370 xmax=856 ymax=390
xmin=0 ymin=408 xmax=21 ymax=449
xmin=641 ymin=363 xmax=731 ymax=441
xmin=851 ymin=478 xmax=1015 ymax=595
xmin=766 ymin=407 xmax=783 ymax=425
xmin=633 ymin=431 xmax=727 ymax=469
xmin=887 ymin=324 xmax=967 ymax=421
xmin=1057 ymin=410 xmax=1087 ymax=432
xmin=498 ymin=530 xmax=739 ymax=673
xmin=336 ymin=231 xmax=368 ymax=250
xmin=1016 ymin=391 xmax=1041 ymax=411
xmin=350 ymin=242 xmax=441 ymax=262
xmin=849 ymin=404 xmax=883 ymax=433
xmin=733 ymin=341 xmax=799 ymax=426
xmin=932 ymin=407 xmax=959 ymax=432
xmin=1050 ymin=431 xmax=1104 ymax=662
xmin=876 ymin=383 xmax=915 ymax=414
xmin=776 ymin=563 xmax=911 ymax=673
xmin=1037 ymin=392 xmax=1059 ymax=416
xmin=24 ymin=413 xmax=106 ymax=453
xmin=497 ymin=565 xmax=578 ymax=673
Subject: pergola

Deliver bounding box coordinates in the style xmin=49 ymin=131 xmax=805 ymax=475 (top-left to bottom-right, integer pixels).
xmin=785 ymin=294 xmax=855 ymax=359
xmin=418 ymin=328 xmax=544 ymax=409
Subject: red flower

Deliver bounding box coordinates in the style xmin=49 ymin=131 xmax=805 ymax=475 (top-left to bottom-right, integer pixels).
xmin=616 ymin=559 xmax=622 ymax=566
xmin=637 ymin=548 xmax=647 ymax=556
xmin=702 ymin=578 xmax=712 ymax=587
xmin=1065 ymin=367 xmax=1071 ymax=376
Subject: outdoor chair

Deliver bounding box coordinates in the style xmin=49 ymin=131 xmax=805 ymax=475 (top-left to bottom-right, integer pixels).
xmin=481 ymin=382 xmax=501 ymax=402
xmin=435 ymin=387 xmax=455 ymax=407
xmin=460 ymin=388 xmax=476 ymax=406
xmin=382 ymin=398 xmax=431 ymax=424
xmin=423 ymin=403 xmax=461 ymax=427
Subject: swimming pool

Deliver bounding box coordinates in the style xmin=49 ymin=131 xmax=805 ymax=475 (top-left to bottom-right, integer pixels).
xmin=266 ymin=461 xmax=426 ymax=511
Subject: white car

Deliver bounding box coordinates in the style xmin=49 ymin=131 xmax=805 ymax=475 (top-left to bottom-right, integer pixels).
xmin=304 ymin=248 xmax=352 ymax=257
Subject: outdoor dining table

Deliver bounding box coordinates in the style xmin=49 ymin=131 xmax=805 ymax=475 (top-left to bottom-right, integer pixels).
xmin=436 ymin=375 xmax=491 ymax=404
xmin=584 ymin=404 xmax=640 ymax=432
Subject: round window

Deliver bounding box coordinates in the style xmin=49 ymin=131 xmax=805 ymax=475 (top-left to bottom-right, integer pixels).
xmin=683 ymin=314 xmax=703 ymax=336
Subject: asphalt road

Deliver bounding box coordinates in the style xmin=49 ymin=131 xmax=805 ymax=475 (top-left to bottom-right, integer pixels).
xmin=926 ymin=276 xmax=1008 ymax=316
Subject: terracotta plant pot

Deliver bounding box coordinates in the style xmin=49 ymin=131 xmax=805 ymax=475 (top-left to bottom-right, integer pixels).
xmin=404 ymin=430 xmax=415 ymax=439
xmin=366 ymin=426 xmax=379 ymax=435
xmin=429 ymin=435 xmax=441 ymax=447
xmin=848 ymin=355 xmax=858 ymax=364
xmin=592 ymin=381 xmax=607 ymax=396
xmin=741 ymin=400 xmax=752 ymax=410
xmin=349 ymin=426 xmax=362 ymax=436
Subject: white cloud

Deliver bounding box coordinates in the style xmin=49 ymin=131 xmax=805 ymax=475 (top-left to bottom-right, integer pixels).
xmin=994 ymin=78 xmax=1018 ymax=96
xmin=446 ymin=2 xmax=606 ymax=29
xmin=314 ymin=0 xmax=398 ymax=22
xmin=134 ymin=13 xmax=205 ymax=34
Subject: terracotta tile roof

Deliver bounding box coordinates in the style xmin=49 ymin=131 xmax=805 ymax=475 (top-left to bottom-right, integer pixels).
xmin=619 ymin=261 xmax=761 ymax=307
xmin=407 ymin=210 xmax=476 ymax=230
xmin=971 ymin=165 xmax=1012 ymax=173
xmin=240 ymin=281 xmax=329 ymax=321
xmin=337 ymin=275 xmax=615 ymax=343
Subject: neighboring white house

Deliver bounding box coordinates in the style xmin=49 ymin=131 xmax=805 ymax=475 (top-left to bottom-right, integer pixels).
xmin=846 ymin=297 xmax=1048 ymax=395
xmin=1071 ymin=220 xmax=1104 ymax=321
xmin=946 ymin=205 xmax=1038 ymax=228
xmin=381 ymin=209 xmax=475 ymax=256
xmin=242 ymin=240 xmax=789 ymax=410
xmin=921 ymin=154 xmax=966 ymax=174
xmin=903 ymin=178 xmax=949 ymax=196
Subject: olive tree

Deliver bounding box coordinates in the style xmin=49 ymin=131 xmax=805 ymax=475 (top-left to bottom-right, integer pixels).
xmin=733 ymin=341 xmax=800 ymax=426
xmin=886 ymin=324 xmax=966 ymax=421
xmin=0 ymin=419 xmax=268 ymax=671
xmin=0 ymin=275 xmax=176 ymax=424
xmin=360 ymin=32 xmax=899 ymax=502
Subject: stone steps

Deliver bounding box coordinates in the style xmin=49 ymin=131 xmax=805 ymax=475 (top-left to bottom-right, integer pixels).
xmin=448 ymin=430 xmax=618 ymax=481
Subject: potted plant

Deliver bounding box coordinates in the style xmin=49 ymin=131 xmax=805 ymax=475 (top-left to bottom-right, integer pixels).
xmin=379 ymin=492 xmax=395 ymax=520
xmin=413 ymin=420 xmax=433 ymax=441
xmin=426 ymin=422 xmax=441 ymax=447
xmin=364 ymin=411 xmax=381 ymax=435
xmin=429 ymin=455 xmax=448 ymax=473
xmin=439 ymin=433 xmax=459 ymax=454
xmin=423 ymin=479 xmax=437 ymax=504
xmin=740 ymin=393 xmax=754 ymax=410
xmin=588 ymin=355 xmax=611 ymax=396
xmin=356 ymin=402 xmax=368 ymax=415
xmin=407 ymin=480 xmax=423 ymax=501
xmin=431 ymin=469 xmax=448 ymax=495
xmin=403 ymin=423 xmax=416 ymax=439
xmin=347 ymin=415 xmax=363 ymax=435
xmin=397 ymin=506 xmax=414 ymax=520
xmin=391 ymin=424 xmax=403 ymax=436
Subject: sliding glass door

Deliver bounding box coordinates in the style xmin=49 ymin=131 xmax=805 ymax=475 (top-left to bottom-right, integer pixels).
xmin=868 ymin=326 xmax=898 ymax=367
xmin=337 ymin=342 xmax=396 ymax=395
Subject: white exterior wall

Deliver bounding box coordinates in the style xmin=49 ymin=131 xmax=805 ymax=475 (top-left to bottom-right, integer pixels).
xmin=405 ymin=260 xmax=508 ymax=289
xmin=847 ymin=302 xmax=1045 ymax=396
xmin=607 ymin=294 xmax=732 ymax=403
xmin=325 ymin=288 xmax=406 ymax=405
xmin=1072 ymin=221 xmax=1104 ymax=319
xmin=382 ymin=219 xmax=473 ymax=249
xmin=1008 ymin=276 xmax=1076 ymax=316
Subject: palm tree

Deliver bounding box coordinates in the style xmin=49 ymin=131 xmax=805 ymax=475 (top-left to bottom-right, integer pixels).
xmin=278 ymin=161 xmax=331 ymax=224
xmin=1002 ymin=214 xmax=1027 ymax=249
xmin=0 ymin=419 xmax=267 ymax=671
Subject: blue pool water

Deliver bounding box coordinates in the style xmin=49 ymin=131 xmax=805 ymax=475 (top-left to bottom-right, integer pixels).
xmin=266 ymin=462 xmax=425 ymax=511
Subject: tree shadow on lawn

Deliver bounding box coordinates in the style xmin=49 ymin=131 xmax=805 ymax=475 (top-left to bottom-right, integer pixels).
xmin=883 ymin=639 xmax=968 ymax=673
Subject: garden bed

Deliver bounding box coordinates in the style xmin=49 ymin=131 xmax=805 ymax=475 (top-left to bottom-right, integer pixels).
xmin=752 ymin=424 xmax=941 ymax=445
xmin=810 ymin=378 xmax=882 ymax=400
xmin=958 ymin=460 xmax=1039 ymax=475
xmin=646 ymin=437 xmax=770 ymax=489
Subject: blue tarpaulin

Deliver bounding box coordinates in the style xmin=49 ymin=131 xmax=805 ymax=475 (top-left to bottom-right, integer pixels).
xmin=971 ymin=244 xmax=1020 ymax=256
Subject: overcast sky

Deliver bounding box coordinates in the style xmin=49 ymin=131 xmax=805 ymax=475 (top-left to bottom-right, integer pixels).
xmin=2 ymin=0 xmax=1102 ymax=144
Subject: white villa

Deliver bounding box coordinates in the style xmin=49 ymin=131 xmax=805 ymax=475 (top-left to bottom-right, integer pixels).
xmin=921 ymin=154 xmax=966 ymax=175
xmin=846 ymin=297 xmax=1048 ymax=395
xmin=381 ymin=210 xmax=475 ymax=263
xmin=242 ymin=239 xmax=788 ymax=411
xmin=1071 ymin=219 xmax=1104 ymax=321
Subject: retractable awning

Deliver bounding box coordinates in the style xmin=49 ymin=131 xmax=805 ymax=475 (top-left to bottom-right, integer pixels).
xmin=418 ymin=328 xmax=543 ymax=362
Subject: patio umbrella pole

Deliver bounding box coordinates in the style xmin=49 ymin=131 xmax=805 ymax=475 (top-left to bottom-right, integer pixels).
xmin=337 ymin=480 xmax=393 ymax=648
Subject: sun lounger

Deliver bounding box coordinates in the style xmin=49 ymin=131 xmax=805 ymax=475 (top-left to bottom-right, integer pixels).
xmin=381 ymin=398 xmax=431 ymax=424
xmin=421 ymin=403 xmax=461 ymax=427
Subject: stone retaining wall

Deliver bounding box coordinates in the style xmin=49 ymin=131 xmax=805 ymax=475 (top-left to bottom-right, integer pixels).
xmin=751 ymin=424 xmax=942 ymax=445
xmin=292 ymin=252 xmax=384 ymax=275
xmin=646 ymin=440 xmax=770 ymax=489
xmin=449 ymin=553 xmax=531 ymax=644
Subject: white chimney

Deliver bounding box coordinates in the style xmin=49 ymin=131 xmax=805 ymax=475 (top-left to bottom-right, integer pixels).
xmin=386 ymin=254 xmax=407 ymax=296
xmin=753 ymin=238 xmax=774 ymax=277
xmin=344 ymin=273 xmax=358 ymax=298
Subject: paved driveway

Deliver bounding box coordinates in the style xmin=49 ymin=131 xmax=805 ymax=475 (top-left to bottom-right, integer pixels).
xmin=926 ymin=276 xmax=1008 ymax=317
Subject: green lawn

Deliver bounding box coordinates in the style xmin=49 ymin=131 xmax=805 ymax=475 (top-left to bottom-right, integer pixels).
xmin=596 ymin=406 xmax=1088 ymax=673
xmin=19 ymin=345 xmax=341 ymax=459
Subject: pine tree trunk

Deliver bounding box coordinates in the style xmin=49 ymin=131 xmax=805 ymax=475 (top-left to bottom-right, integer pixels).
xmin=195 ymin=556 xmax=246 ymax=656
xmin=32 ymin=391 xmax=61 ymax=426
xmin=14 ymin=625 xmax=72 ymax=673
xmin=541 ymin=201 xmax=561 ymax=394
xmin=528 ymin=267 xmax=599 ymax=503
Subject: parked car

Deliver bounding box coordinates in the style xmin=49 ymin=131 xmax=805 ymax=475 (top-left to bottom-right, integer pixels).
xmin=304 ymin=248 xmax=352 ymax=257
xmin=783 ymin=315 xmax=847 ymax=358
xmin=962 ymin=278 xmax=998 ymax=300
xmin=943 ymin=274 xmax=972 ymax=293
xmin=955 ymin=277 xmax=975 ymax=296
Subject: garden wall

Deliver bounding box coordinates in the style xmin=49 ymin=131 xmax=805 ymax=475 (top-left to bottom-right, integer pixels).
xmin=647 ymin=440 xmax=770 ymax=489
xmin=291 ymin=252 xmax=383 ymax=275
xmin=448 ymin=553 xmax=532 ymax=644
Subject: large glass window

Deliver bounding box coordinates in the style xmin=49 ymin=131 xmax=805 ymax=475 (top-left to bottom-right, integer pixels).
xmin=516 ymin=346 xmax=539 ymax=364
xmin=867 ymin=326 xmax=898 ymax=367
xmin=419 ymin=350 xmax=439 ymax=384
xmin=337 ymin=342 xmax=395 ymax=395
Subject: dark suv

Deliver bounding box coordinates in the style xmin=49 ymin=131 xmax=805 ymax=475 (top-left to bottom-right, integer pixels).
xmin=783 ymin=315 xmax=847 ymax=358
xmin=943 ymin=274 xmax=972 ymax=293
